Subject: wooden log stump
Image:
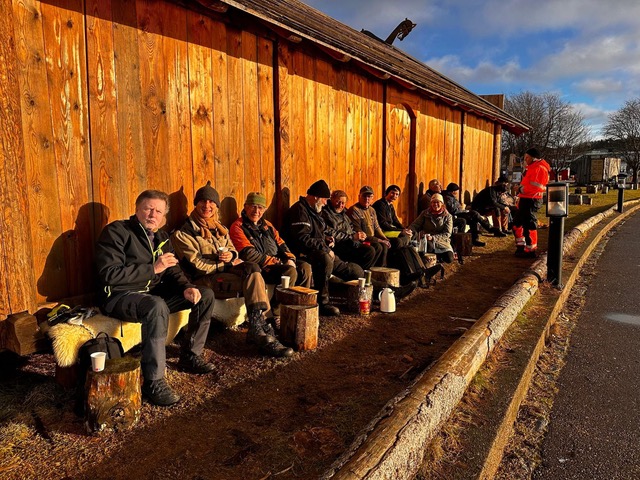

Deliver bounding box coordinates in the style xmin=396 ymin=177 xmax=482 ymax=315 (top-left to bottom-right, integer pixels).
xmin=85 ymin=356 xmax=141 ymax=434
xmin=420 ymin=253 xmax=437 ymax=268
xmin=329 ymin=280 xmax=374 ymax=313
xmin=2 ymin=312 xmax=47 ymax=355
xmin=275 ymin=286 xmax=318 ymax=306
xmin=452 ymin=232 xmax=473 ymax=257
xmin=280 ymin=305 xmax=319 ymax=351
xmin=369 ymin=267 xmax=400 ymax=287
xmin=601 ymin=186 xmax=609 ymax=194
xmin=586 ymin=185 xmax=597 ymax=194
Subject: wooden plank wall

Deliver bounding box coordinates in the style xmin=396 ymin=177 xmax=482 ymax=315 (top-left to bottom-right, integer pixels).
xmin=277 ymin=44 xmax=384 ymax=208
xmin=4 ymin=0 xmax=276 ymax=314
xmin=461 ymin=113 xmax=495 ymax=206
xmin=1 ymin=0 xmax=500 ymax=320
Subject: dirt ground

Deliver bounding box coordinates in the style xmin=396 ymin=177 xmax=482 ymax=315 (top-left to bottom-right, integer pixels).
xmin=0 ymin=232 xmax=542 ymax=480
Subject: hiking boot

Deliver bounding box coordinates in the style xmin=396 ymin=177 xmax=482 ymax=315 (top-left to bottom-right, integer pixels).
xmin=319 ymin=304 xmax=340 ymax=316
xmin=472 ymin=239 xmax=486 ymax=247
xmin=491 ymin=227 xmax=507 ymax=237
xmin=142 ymin=378 xmax=180 ymax=407
xmin=391 ymin=281 xmax=418 ymax=300
xmin=247 ymin=308 xmax=276 ymax=346
xmin=178 ymin=353 xmax=216 ymax=375
xmin=261 ymin=338 xmax=294 ymax=358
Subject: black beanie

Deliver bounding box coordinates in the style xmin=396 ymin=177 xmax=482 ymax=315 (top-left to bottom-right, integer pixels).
xmin=307 ymin=180 xmax=331 ymax=198
xmin=446 ymin=182 xmax=460 ymax=192
xmin=194 ymin=181 xmax=220 ymax=207
xmin=525 ymin=147 xmax=541 ymax=159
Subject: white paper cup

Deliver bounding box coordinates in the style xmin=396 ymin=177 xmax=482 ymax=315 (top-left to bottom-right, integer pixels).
xmin=90 ymin=352 xmax=107 ymax=372
xmin=357 ymin=277 xmax=366 ymax=289
xmin=218 ymin=246 xmax=228 ymax=253
xmin=281 ymin=275 xmax=291 ymax=288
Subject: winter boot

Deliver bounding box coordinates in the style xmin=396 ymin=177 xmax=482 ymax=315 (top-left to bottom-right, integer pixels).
xmin=247 ymin=308 xmax=276 ymax=347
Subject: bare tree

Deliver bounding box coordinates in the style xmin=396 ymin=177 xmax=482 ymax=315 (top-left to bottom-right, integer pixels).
xmin=502 ymin=91 xmax=591 ymax=175
xmin=602 ymin=98 xmax=640 ymax=185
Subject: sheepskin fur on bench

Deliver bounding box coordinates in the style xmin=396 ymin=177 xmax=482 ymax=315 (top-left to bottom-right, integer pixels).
xmin=47 ymin=310 xmax=190 ymax=367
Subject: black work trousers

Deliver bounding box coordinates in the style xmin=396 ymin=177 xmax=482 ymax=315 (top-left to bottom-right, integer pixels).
xmin=102 ymin=285 xmax=214 ymax=381
xmin=304 ymin=251 xmax=363 ymax=305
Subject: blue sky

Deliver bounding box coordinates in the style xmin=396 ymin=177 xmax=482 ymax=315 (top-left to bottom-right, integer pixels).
xmin=303 ymin=0 xmax=640 ymax=138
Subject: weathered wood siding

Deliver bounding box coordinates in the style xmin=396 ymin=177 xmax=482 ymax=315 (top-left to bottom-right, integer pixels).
xmin=462 ymin=113 xmax=496 ymax=205
xmin=3 ymin=0 xmax=275 ymax=314
xmin=0 ymin=0 xmax=501 ymax=321
xmin=277 ymin=43 xmax=384 ymax=208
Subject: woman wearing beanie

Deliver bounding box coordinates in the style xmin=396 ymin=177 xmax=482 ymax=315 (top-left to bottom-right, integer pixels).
xmin=409 ymin=193 xmax=455 ymax=264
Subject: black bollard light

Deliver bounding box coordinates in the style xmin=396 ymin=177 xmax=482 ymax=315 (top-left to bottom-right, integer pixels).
xmin=617 ymin=173 xmax=627 ymax=213
xmin=546 ymin=182 xmax=569 ymax=288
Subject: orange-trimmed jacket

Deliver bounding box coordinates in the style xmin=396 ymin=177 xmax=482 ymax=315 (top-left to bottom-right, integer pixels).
xmin=230 ymin=213 xmax=296 ymax=267
xmin=520 ymin=159 xmax=551 ymax=199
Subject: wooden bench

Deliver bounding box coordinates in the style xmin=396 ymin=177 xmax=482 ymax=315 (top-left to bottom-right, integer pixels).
xmin=42 ymin=310 xmax=191 ymax=368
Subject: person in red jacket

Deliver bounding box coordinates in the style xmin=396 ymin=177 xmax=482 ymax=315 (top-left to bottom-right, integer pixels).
xmin=513 ymin=148 xmax=551 ymax=257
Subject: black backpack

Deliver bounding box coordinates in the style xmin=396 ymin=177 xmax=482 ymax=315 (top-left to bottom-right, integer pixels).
xmin=78 ymin=332 xmax=125 ymax=379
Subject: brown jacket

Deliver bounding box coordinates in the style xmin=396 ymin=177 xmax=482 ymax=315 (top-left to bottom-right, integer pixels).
xmin=171 ymin=215 xmax=238 ymax=282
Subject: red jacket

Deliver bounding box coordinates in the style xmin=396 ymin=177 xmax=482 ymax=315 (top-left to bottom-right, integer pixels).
xmin=520 ymin=159 xmax=551 ymax=199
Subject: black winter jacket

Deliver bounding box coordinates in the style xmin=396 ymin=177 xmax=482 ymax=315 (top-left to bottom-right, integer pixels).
xmin=282 ymin=197 xmax=330 ymax=256
xmin=95 ymin=215 xmax=193 ymax=304
xmin=471 ymin=186 xmax=508 ymax=213
xmin=372 ymin=198 xmax=404 ymax=231
xmin=321 ymin=204 xmax=361 ymax=248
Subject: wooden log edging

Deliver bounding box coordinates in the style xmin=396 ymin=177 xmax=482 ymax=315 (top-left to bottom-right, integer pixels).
xmin=323 ymin=200 xmax=640 ymax=480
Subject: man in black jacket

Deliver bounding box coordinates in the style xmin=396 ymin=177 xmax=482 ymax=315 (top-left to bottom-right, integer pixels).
xmin=95 ymin=190 xmax=216 ymax=407
xmin=470 ymin=179 xmax=510 ymax=238
xmin=372 ymin=184 xmax=413 ymax=248
xmin=282 ymin=180 xmax=363 ymax=316
xmin=321 ymin=190 xmax=379 ymax=270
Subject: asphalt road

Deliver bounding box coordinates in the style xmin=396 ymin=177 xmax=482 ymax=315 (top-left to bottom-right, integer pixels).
xmin=534 ymin=210 xmax=640 ymax=480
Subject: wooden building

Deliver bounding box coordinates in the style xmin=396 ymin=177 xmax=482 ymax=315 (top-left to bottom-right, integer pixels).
xmin=571 ymin=150 xmax=622 ymax=185
xmin=0 ymin=0 xmax=528 ymax=347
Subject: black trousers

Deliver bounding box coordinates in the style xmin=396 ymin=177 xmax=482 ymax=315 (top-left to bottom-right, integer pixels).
xmin=102 ymin=285 xmax=214 ymax=381
xmin=333 ymin=242 xmax=377 ymax=270
xmin=304 ymin=251 xmax=363 ymax=305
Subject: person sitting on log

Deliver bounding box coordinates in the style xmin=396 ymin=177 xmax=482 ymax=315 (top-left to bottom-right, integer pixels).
xmin=321 ymin=189 xmax=380 ymax=270
xmin=349 ymin=185 xmax=428 ymax=286
xmin=171 ymin=182 xmax=293 ymax=358
xmin=95 ymin=189 xmax=216 ymax=407
xmin=443 ymin=182 xmax=495 ymax=247
xmin=418 ymin=178 xmax=442 ymax=213
xmin=410 ymin=193 xmax=455 ymax=264
xmin=282 ymin=180 xmax=364 ymax=317
xmin=469 ymin=178 xmax=510 ymax=238
xmin=323 ymin=189 xmax=418 ymax=299
xmin=347 ymin=185 xmax=391 ymax=267
xmin=372 ymin=184 xmax=414 ymax=248
xmin=230 ymin=190 xmax=312 ymax=289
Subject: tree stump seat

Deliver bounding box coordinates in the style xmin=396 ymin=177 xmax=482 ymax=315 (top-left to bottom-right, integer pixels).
xmin=84 ymin=356 xmax=141 ymax=434
xmin=276 ymin=286 xmax=319 ymax=351
xmin=369 ymin=267 xmax=400 ymax=287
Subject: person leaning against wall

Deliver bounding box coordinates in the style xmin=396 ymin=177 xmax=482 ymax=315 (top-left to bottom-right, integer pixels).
xmin=171 ymin=182 xmax=293 ymax=358
xmin=95 ymin=189 xmax=216 ymax=407
xmin=229 ymin=191 xmax=312 ymax=301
